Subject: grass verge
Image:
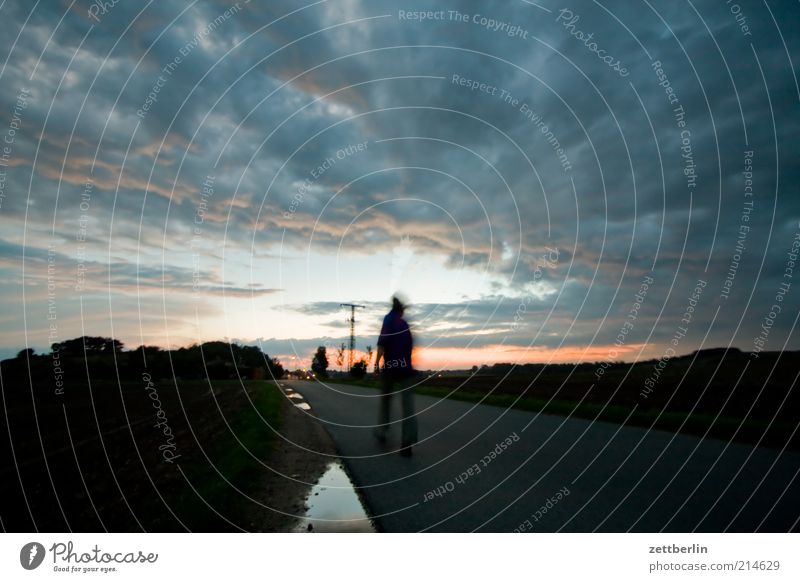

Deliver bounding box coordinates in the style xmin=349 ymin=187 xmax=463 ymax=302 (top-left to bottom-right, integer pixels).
xmin=169 ymin=380 xmax=285 ymax=529
xmin=322 ymin=377 xmax=797 ymax=450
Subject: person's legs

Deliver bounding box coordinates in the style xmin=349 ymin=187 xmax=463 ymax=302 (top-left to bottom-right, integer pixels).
xmin=399 ymin=377 xmax=418 ymax=448
xmin=374 ymin=375 xmax=393 ymax=442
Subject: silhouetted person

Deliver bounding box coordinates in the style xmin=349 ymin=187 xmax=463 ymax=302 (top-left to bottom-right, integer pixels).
xmin=374 ymin=296 xmax=417 ymax=456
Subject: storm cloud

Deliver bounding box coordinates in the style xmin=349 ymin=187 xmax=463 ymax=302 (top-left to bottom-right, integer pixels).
xmin=0 ymin=0 xmax=797 ymax=367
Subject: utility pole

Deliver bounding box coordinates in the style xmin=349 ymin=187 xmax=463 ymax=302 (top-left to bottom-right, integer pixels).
xmin=340 ymin=303 xmax=365 ymax=371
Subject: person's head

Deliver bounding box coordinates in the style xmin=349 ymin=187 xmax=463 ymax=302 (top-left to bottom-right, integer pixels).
xmin=391 ymin=295 xmax=405 ymax=315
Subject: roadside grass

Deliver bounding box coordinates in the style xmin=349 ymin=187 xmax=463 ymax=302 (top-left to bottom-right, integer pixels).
xmin=321 ymin=376 xmax=797 ymax=450
xmin=169 ymin=379 xmax=284 ymax=529
xmin=1 ymin=377 xmax=287 ymax=531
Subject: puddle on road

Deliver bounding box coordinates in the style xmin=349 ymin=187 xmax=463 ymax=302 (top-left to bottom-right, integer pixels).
xmin=294 ymin=462 xmax=375 ymax=533
xmin=282 ymin=383 xmax=374 ymax=532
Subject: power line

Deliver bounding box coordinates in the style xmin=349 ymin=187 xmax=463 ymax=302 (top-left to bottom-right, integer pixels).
xmin=340 ymin=303 xmax=365 ymax=371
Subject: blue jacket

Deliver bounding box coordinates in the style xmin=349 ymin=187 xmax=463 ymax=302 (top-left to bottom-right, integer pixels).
xmin=377 ymin=309 xmax=413 ymax=378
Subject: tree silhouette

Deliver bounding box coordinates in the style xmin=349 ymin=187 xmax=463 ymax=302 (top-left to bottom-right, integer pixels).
xmin=350 ymin=359 xmax=368 ymax=379
xmin=311 ymin=346 xmax=328 ymax=379
xmin=336 ymin=343 xmax=345 ymax=372
xmin=52 ymin=336 xmax=124 ymax=355
xmin=365 ymin=345 xmax=373 ymax=368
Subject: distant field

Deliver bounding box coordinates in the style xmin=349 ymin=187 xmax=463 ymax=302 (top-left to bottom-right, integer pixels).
xmin=0 ymin=377 xmax=284 ymax=531
xmin=326 ymin=349 xmax=800 ymax=450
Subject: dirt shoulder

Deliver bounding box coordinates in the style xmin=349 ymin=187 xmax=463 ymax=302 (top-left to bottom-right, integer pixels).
xmin=248 ymin=391 xmax=339 ymax=532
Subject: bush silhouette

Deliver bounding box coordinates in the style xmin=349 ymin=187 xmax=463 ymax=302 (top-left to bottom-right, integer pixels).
xmin=350 ymin=359 xmax=368 ymax=379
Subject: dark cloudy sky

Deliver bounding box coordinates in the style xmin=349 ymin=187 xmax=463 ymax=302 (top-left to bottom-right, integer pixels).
xmin=0 ymin=0 xmax=798 ymax=368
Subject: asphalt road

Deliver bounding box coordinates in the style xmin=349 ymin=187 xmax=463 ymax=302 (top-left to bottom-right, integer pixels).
xmin=285 ymin=380 xmax=800 ymax=532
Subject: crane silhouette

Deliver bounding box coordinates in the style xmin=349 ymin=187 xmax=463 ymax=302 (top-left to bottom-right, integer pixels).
xmin=340 ymin=303 xmax=366 ymax=371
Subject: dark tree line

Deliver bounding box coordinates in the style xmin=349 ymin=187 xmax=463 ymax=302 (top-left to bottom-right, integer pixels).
xmin=311 ymin=345 xmax=369 ymax=379
xmin=2 ymin=336 xmax=284 ymax=385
